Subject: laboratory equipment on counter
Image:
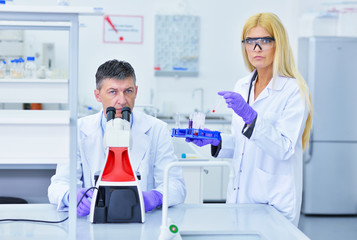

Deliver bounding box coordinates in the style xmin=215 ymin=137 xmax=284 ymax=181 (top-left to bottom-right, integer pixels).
xmin=158 ymin=161 xmax=235 ymax=240
xmin=299 ymin=37 xmax=357 ymax=214
xmin=89 ymin=106 xmax=145 ymax=223
xmin=171 ymin=128 xmax=221 ymax=141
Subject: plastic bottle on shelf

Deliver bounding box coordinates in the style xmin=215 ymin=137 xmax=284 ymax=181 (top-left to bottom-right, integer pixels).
xmin=10 ymin=59 xmax=17 ymax=78
xmin=0 ymin=60 xmax=6 ymax=78
xmin=11 ymin=58 xmax=24 ymax=78
xmin=25 ymin=56 xmax=36 ymax=78
xmin=18 ymin=57 xmax=25 ymax=78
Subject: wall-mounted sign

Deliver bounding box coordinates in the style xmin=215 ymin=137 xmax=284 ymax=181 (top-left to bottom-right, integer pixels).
xmin=103 ymin=15 xmax=143 ymax=44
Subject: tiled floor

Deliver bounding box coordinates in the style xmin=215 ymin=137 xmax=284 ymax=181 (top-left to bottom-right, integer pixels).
xmin=298 ymin=214 xmax=357 ymax=240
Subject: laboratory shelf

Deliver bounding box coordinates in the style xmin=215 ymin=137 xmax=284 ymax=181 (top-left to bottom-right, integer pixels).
xmin=0 ymin=20 xmax=71 ymax=30
xmin=0 ymin=158 xmax=68 ymax=165
xmin=0 ymin=110 xmax=69 ymax=124
xmin=0 ymin=78 xmax=68 ymax=103
xmin=0 ymin=5 xmax=103 ymax=15
xmin=0 ymin=164 xmax=57 ymax=169
xmin=0 ymin=78 xmax=68 ymax=83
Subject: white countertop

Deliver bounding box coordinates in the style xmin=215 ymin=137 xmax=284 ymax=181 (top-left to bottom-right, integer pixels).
xmin=0 ymin=203 xmax=309 ymax=240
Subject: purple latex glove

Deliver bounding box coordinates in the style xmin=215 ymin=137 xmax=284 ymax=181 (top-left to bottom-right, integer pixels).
xmin=218 ymin=91 xmax=257 ymax=124
xmin=77 ymin=188 xmax=93 ymax=216
xmin=185 ymin=137 xmax=220 ymax=147
xmin=142 ymin=190 xmax=163 ymax=212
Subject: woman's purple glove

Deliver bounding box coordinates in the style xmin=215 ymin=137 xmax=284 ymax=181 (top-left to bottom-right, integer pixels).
xmin=185 ymin=138 xmax=220 ymax=147
xmin=185 ymin=128 xmax=220 ymax=147
xmin=218 ymin=91 xmax=257 ymax=124
xmin=77 ymin=188 xmax=93 ymax=216
xmin=142 ymin=190 xmax=163 ymax=212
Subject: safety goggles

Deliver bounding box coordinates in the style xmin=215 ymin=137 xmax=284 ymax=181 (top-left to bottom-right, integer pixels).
xmin=241 ymin=37 xmax=275 ymax=51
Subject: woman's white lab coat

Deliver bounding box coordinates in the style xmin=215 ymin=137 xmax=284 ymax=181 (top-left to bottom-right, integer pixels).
xmin=218 ymin=72 xmax=308 ymax=226
xmin=48 ymin=110 xmax=186 ymax=211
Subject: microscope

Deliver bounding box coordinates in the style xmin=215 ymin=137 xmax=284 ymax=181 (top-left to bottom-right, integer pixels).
xmin=89 ymin=106 xmax=145 ymax=223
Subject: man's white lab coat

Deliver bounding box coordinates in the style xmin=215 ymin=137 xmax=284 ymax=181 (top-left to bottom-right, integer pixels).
xmin=48 ymin=110 xmax=186 ymax=211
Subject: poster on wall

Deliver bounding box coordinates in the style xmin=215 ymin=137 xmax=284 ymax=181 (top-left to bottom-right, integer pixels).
xmin=103 ymin=15 xmax=143 ymax=44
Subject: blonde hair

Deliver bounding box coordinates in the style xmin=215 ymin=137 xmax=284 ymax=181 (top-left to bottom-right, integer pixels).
xmin=241 ymin=12 xmax=313 ymax=150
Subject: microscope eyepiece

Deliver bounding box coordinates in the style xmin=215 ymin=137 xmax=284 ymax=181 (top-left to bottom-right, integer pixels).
xmin=121 ymin=107 xmax=131 ymax=122
xmin=106 ymin=107 xmax=116 ymax=122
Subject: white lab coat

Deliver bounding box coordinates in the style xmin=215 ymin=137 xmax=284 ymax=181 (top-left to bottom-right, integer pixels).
xmin=218 ymin=72 xmax=308 ymax=226
xmin=48 ymin=110 xmax=186 ymax=211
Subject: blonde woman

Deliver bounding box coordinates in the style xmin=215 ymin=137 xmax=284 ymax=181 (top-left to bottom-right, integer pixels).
xmin=187 ymin=12 xmax=313 ymax=226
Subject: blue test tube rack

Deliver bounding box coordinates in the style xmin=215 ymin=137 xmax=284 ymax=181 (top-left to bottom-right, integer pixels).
xmin=171 ymin=128 xmax=221 ymax=141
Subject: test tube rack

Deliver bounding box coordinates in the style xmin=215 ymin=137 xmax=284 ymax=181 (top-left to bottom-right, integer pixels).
xmin=171 ymin=128 xmax=221 ymax=141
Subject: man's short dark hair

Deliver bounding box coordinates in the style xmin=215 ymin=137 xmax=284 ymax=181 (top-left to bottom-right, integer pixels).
xmin=95 ymin=60 xmax=136 ymax=90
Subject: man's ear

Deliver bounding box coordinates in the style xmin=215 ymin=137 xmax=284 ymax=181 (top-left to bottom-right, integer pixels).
xmin=94 ymin=89 xmax=102 ymax=102
xmin=135 ymin=86 xmax=138 ymax=98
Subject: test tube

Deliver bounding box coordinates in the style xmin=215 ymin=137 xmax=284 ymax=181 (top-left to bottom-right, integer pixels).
xmin=174 ymin=112 xmax=181 ymax=129
xmin=188 ymin=113 xmax=193 ymax=129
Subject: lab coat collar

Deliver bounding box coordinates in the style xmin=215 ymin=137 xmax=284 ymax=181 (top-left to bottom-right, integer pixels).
xmin=241 ymin=70 xmax=288 ymax=104
xmin=242 ymin=70 xmax=288 ymax=92
xmin=266 ymin=75 xmax=288 ymax=91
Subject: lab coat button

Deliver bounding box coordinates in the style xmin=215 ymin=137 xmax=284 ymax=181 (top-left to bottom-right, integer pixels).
xmin=234 ymin=188 xmax=236 ymax=190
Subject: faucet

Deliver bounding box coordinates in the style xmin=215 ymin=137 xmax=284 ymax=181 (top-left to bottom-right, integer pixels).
xmin=192 ymin=88 xmax=204 ymax=112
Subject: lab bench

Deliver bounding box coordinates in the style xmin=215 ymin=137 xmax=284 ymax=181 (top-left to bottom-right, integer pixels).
xmin=0 ymin=203 xmax=309 ymax=239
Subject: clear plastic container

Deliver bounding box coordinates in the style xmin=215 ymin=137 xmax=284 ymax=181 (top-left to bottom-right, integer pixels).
xmin=0 ymin=60 xmax=6 ymax=78
xmin=10 ymin=58 xmax=24 ymax=78
xmin=18 ymin=57 xmax=25 ymax=78
xmin=10 ymin=59 xmax=18 ymax=78
xmin=25 ymin=56 xmax=36 ymax=78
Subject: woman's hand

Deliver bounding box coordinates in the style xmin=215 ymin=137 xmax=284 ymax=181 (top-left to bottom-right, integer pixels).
xmin=218 ymin=91 xmax=257 ymax=124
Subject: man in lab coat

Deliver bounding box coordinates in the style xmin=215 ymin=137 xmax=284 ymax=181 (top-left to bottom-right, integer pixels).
xmin=48 ymin=59 xmax=186 ymax=216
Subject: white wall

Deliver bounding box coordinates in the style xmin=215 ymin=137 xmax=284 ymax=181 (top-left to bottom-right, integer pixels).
xmin=14 ymin=0 xmax=336 ymax=115
xmin=76 ymin=0 xmax=297 ymax=115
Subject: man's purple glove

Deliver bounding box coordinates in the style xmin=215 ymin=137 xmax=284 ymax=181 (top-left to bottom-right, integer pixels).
xmin=218 ymin=91 xmax=257 ymax=124
xmin=77 ymin=188 xmax=93 ymax=216
xmin=142 ymin=190 xmax=163 ymax=212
